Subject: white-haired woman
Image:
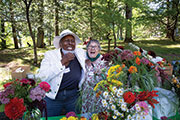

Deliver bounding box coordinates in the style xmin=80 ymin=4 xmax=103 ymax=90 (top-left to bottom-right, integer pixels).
xmin=81 ymin=39 xmax=107 ymax=115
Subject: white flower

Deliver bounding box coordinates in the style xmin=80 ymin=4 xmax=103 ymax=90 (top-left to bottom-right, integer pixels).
xmin=101 ymin=99 xmax=108 ymax=107
xmin=127 ymin=114 xmax=132 ymax=120
xmin=112 ymin=86 xmax=117 ymax=93
xmin=142 ymin=116 xmax=146 ymax=119
xmin=121 ymin=103 xmax=127 ymax=111
xmin=103 ymin=91 xmax=109 ymax=99
xmin=112 ymin=115 xmax=117 ymax=119
xmin=136 ymin=106 xmax=141 ymax=112
xmin=114 ymin=110 xmax=120 ymax=116
xmin=120 ymin=113 xmax=124 ymax=118
xmin=117 ymin=88 xmax=124 ymax=96
xmin=111 ymin=104 xmax=116 ymax=110
xmin=109 ymin=97 xmax=114 ymax=104
xmin=119 ymin=98 xmax=124 ymax=103
xmin=136 ymin=115 xmax=141 ymax=120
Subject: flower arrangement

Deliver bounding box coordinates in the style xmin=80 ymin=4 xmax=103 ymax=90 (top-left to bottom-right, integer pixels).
xmin=0 ymin=78 xmax=50 ymax=120
xmin=93 ymin=73 xmax=159 ymax=120
xmin=102 ymin=47 xmax=158 ymax=91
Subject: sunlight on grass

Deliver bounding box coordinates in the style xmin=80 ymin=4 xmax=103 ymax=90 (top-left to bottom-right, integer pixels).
xmin=163 ymin=45 xmax=180 ymax=48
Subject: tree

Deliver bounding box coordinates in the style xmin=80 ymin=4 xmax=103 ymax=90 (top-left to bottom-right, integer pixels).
xmin=0 ymin=19 xmax=7 ymax=49
xmin=124 ymin=2 xmax=133 ymax=42
xmin=54 ymin=0 xmax=59 ymax=36
xmin=23 ymin=0 xmax=38 ymax=65
xmin=10 ymin=1 xmax=19 ymax=49
xmin=37 ymin=0 xmax=45 ymax=48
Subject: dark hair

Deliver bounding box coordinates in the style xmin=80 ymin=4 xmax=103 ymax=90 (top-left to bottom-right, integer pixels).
xmin=86 ymin=39 xmax=101 ymax=50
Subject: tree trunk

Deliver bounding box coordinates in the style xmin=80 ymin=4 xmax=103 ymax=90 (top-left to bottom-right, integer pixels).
xmin=37 ymin=0 xmax=44 ymax=48
xmin=166 ymin=0 xmax=171 ymax=38
xmin=23 ymin=0 xmax=38 ymax=65
xmin=107 ymin=33 xmax=111 ymax=53
xmin=0 ymin=19 xmax=7 ymax=49
xmin=54 ymin=0 xmax=59 ymax=36
xmin=113 ymin=21 xmax=116 ymax=48
xmin=37 ymin=27 xmax=44 ymax=48
xmin=120 ymin=25 xmax=123 ymax=40
xmin=124 ymin=3 xmax=133 ymax=42
xmin=170 ymin=0 xmax=180 ymax=41
xmin=10 ymin=1 xmax=19 ymax=49
xmin=90 ymin=0 xmax=93 ymax=35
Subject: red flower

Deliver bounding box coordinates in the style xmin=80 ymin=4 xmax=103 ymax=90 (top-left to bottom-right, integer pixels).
xmin=137 ymin=91 xmax=159 ymax=108
xmin=117 ymin=46 xmax=124 ymax=50
xmin=5 ymin=97 xmax=26 ymax=120
xmin=20 ymin=78 xmax=31 ymax=85
xmin=39 ymin=81 xmax=50 ymax=92
xmin=3 ymin=82 xmax=12 ymax=88
xmin=123 ymin=91 xmax=135 ymax=104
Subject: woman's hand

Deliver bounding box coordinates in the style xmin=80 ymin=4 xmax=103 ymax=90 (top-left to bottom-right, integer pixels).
xmin=61 ymin=53 xmax=75 ymax=67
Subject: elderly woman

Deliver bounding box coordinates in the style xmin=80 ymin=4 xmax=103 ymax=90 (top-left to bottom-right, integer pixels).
xmin=81 ymin=39 xmax=107 ymax=114
xmin=37 ymin=29 xmax=86 ymax=117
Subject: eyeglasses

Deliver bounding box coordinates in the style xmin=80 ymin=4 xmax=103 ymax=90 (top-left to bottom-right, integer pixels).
xmin=88 ymin=45 xmax=99 ymax=50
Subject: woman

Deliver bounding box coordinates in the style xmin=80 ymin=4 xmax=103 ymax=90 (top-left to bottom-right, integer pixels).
xmin=81 ymin=39 xmax=107 ymax=114
xmin=37 ymin=29 xmax=86 ymax=117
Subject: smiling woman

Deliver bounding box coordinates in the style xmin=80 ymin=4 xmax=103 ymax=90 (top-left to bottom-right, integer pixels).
xmin=81 ymin=39 xmax=108 ymax=115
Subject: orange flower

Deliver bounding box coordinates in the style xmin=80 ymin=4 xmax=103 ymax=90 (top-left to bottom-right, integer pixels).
xmin=128 ymin=66 xmax=137 ymax=73
xmin=96 ymin=91 xmax=102 ymax=98
xmin=136 ymin=57 xmax=141 ymax=65
xmin=122 ymin=64 xmax=125 ymax=68
xmin=80 ymin=117 xmax=87 ymax=120
xmin=133 ymin=51 xmax=141 ymax=56
xmin=149 ymin=62 xmax=154 ymax=67
xmin=116 ymin=67 xmax=122 ymax=73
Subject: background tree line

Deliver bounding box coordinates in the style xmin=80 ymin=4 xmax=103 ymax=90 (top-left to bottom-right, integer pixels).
xmin=0 ymin=0 xmax=180 ymax=65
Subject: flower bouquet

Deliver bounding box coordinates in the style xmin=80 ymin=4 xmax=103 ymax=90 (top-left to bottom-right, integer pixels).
xmin=93 ymin=73 xmax=159 ymax=120
xmin=0 ymin=78 xmax=50 ymax=120
xmin=102 ymin=47 xmax=158 ymax=91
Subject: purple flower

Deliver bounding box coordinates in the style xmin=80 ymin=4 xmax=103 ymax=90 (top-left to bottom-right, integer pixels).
xmin=29 ymin=86 xmax=46 ymax=101
xmin=140 ymin=57 xmax=150 ymax=65
xmin=0 ymin=87 xmax=14 ymax=104
xmin=66 ymin=111 xmax=77 ymax=118
xmin=120 ymin=50 xmax=134 ymax=61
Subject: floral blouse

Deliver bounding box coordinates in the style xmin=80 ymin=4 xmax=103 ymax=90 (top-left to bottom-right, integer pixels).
xmin=81 ymin=56 xmax=107 ymax=114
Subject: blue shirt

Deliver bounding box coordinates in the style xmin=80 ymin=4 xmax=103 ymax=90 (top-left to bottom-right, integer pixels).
xmin=59 ymin=56 xmax=82 ymax=91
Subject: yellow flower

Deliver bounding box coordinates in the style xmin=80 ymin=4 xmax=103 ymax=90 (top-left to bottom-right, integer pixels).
xmin=67 ymin=116 xmax=77 ymax=120
xmin=111 ymin=79 xmax=123 ymax=86
xmin=91 ymin=113 xmax=99 ymax=120
xmin=60 ymin=117 xmax=67 ymax=120
xmin=177 ymin=84 xmax=180 ymax=88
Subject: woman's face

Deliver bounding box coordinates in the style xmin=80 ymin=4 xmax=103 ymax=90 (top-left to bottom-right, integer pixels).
xmin=59 ymin=35 xmax=76 ymax=51
xmin=87 ymin=42 xmax=100 ymax=58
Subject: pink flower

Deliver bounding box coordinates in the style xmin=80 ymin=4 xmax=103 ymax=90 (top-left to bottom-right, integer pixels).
xmin=39 ymin=81 xmax=50 ymax=92
xmin=66 ymin=111 xmax=77 ymax=118
xmin=136 ymin=101 xmax=149 ymax=115
xmin=20 ymin=78 xmax=31 ymax=85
